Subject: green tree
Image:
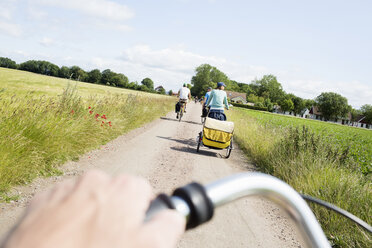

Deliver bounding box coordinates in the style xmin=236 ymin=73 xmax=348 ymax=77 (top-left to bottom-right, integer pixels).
xmin=315 ymin=92 xmax=350 ymax=121
xmin=59 ymin=66 xmax=70 ymax=78
xmin=87 ymin=69 xmax=102 ymax=84
xmin=69 ymin=66 xmax=87 ymax=81
xmin=287 ymin=94 xmax=306 ymax=115
xmin=251 ymin=75 xmax=285 ymax=103
xmin=168 ymin=90 xmax=173 ymax=96
xmin=140 ymin=85 xmax=150 ymax=92
xmin=350 ymin=108 xmax=362 ymax=122
xmin=304 ymin=99 xmax=316 ymax=110
xmin=0 ymin=57 xmax=17 ymax=69
xmin=247 ymin=93 xmax=264 ymax=103
xmin=39 ymin=61 xmax=59 ymax=76
xmin=19 ymin=60 xmax=60 ymax=76
xmin=190 ymin=64 xmax=229 ymax=97
xmin=361 ymin=104 xmax=372 ymax=123
xmin=128 ymin=81 xmax=139 ymax=89
xmin=112 ymin=73 xmax=129 ymax=88
xmin=19 ymin=60 xmax=39 ymax=73
xmin=100 ymin=69 xmax=116 ymax=85
xmin=279 ymin=98 xmax=294 ymax=113
xmin=141 ymin=78 xmax=154 ymax=90
xmin=263 ymin=98 xmax=274 ymax=112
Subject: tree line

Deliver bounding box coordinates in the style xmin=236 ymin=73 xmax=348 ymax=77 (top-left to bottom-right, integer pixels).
xmin=0 ymin=57 xmax=166 ymax=94
xmin=1 ymin=57 xmax=370 ymax=123
xmin=190 ymin=64 xmax=372 ymax=123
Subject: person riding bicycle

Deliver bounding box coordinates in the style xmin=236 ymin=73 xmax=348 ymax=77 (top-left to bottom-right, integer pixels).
xmin=205 ymin=82 xmax=229 ymax=121
xmin=201 ymin=87 xmax=212 ymax=117
xmin=176 ymin=84 xmax=191 ymax=119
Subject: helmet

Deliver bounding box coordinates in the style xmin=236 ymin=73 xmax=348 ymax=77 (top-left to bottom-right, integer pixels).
xmin=217 ymin=82 xmax=226 ymax=87
xmin=183 ymin=83 xmax=187 ymax=87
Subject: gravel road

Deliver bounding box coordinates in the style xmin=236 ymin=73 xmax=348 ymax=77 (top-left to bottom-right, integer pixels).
xmin=0 ymin=102 xmax=304 ymax=247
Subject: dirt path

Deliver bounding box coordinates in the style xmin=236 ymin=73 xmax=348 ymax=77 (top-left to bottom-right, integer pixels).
xmin=0 ymin=102 xmax=305 ymax=247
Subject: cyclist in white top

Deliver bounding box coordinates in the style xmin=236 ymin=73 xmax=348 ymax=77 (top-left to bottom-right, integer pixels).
xmin=177 ymin=84 xmax=191 ymax=116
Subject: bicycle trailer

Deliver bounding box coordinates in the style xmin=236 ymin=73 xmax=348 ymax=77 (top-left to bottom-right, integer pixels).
xmin=202 ymin=117 xmax=234 ymax=149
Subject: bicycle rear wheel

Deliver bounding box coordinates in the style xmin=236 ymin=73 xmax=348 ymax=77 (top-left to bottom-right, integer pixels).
xmin=225 ymin=137 xmax=233 ymax=158
xmin=196 ymin=132 xmax=202 ymax=152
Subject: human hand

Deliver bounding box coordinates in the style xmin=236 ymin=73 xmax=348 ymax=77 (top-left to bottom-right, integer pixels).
xmin=2 ymin=170 xmax=185 ymax=248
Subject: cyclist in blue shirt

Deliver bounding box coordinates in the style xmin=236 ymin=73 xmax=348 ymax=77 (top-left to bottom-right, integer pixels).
xmin=205 ymin=82 xmax=229 ymax=121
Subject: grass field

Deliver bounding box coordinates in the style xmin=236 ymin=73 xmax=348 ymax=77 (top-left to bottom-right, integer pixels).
xmin=228 ymin=108 xmax=371 ymax=248
xmin=0 ymin=68 xmax=175 ymax=199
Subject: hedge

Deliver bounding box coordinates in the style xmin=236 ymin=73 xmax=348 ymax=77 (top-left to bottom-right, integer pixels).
xmin=231 ymin=102 xmax=268 ymax=111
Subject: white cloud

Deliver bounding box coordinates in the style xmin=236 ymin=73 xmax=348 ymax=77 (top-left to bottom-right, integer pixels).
xmin=0 ymin=0 xmax=17 ymax=20
xmin=39 ymin=37 xmax=54 ymax=47
xmin=36 ymin=0 xmax=134 ymax=21
xmin=94 ymin=21 xmax=132 ymax=32
xmin=121 ymin=44 xmax=226 ymax=74
xmin=27 ymin=6 xmax=48 ymax=20
xmin=0 ymin=21 xmax=22 ymax=37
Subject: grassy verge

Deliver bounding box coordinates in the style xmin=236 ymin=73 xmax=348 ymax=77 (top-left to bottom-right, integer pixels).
xmin=0 ymin=83 xmax=174 ymax=199
xmin=228 ymin=108 xmax=371 ymax=248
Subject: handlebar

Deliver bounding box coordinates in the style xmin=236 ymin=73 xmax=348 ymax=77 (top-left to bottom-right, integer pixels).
xmin=145 ymin=172 xmax=331 ymax=248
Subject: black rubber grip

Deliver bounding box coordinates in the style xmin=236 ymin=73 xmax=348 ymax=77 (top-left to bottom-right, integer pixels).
xmin=173 ymin=182 xmax=214 ymax=229
xmin=145 ymin=194 xmax=175 ymax=222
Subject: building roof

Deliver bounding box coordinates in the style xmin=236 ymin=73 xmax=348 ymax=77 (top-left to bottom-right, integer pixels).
xmin=225 ymin=91 xmax=247 ymax=100
xmin=155 ymin=85 xmax=164 ymax=91
xmin=309 ymin=106 xmax=322 ymax=115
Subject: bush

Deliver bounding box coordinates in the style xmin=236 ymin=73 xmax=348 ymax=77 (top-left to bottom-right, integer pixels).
xmin=231 ymin=102 xmax=268 ymax=111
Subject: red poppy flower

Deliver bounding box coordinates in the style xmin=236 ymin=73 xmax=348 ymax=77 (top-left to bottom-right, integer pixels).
xmin=70 ymin=110 xmax=74 ymax=114
xmin=88 ymin=106 xmax=91 ymax=109
xmin=95 ymin=114 xmax=100 ymax=118
xmin=89 ymin=110 xmax=93 ymax=114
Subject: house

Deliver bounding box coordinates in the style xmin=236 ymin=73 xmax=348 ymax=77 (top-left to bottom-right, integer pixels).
xmin=351 ymin=115 xmax=372 ymax=129
xmin=273 ymin=105 xmax=293 ymax=115
xmin=155 ymin=86 xmax=165 ymax=92
xmin=309 ymin=106 xmax=354 ymax=125
xmin=225 ymin=91 xmax=247 ymax=104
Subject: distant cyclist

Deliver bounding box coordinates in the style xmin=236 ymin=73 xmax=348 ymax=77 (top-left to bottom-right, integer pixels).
xmin=177 ymin=84 xmax=191 ymax=119
xmin=205 ymin=82 xmax=229 ymax=121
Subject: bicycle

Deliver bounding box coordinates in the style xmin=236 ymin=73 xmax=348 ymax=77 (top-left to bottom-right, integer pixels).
xmin=177 ymin=100 xmax=187 ymax=122
xmin=145 ymin=173 xmax=372 ymax=247
xmin=200 ymin=106 xmax=209 ymax=124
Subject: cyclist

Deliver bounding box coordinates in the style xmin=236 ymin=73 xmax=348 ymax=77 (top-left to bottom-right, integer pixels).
xmin=205 ymin=82 xmax=229 ymax=121
xmin=176 ymin=84 xmax=191 ymax=119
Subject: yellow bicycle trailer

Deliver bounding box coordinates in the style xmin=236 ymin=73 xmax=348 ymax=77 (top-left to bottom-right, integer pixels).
xmin=196 ymin=117 xmax=234 ymax=158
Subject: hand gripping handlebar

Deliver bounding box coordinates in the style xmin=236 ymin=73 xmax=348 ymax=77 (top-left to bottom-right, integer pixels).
xmin=145 ymin=172 xmax=331 ymax=248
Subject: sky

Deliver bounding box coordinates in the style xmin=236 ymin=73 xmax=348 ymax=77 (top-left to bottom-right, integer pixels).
xmin=0 ymin=0 xmax=371 ymax=108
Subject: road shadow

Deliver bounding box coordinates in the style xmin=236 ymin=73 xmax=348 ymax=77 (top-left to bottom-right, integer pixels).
xmin=170 ymin=146 xmax=220 ymax=158
xmin=157 ymin=136 xmax=197 ymax=146
xmin=160 ymin=117 xmax=202 ymax=126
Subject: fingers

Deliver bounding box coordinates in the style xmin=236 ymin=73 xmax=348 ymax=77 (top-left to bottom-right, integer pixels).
xmin=107 ymin=174 xmax=153 ymax=228
xmin=138 ymin=210 xmax=186 ymax=248
xmin=27 ymin=179 xmax=75 ymax=212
